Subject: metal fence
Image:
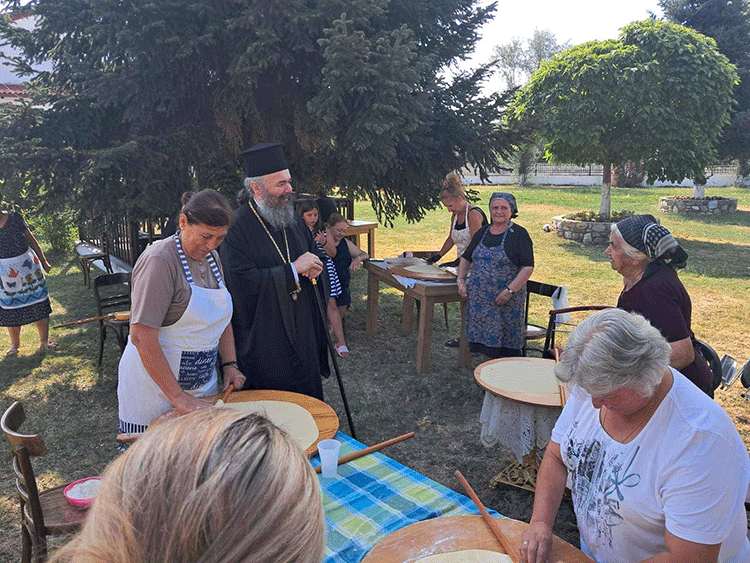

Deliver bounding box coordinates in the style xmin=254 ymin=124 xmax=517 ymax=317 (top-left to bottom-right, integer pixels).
xmin=78 ymin=213 xmax=168 ymax=266
xmin=490 ymin=162 xmax=738 ymax=177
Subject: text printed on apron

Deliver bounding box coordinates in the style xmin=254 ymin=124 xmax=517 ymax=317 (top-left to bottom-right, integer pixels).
xmin=117 ymin=235 xmax=233 ymax=433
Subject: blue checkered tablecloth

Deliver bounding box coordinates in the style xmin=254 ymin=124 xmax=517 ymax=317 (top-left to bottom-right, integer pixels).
xmin=313 ymin=432 xmax=495 ymax=563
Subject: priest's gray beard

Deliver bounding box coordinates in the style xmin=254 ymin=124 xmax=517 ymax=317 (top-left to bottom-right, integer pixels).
xmin=254 ymin=192 xmax=296 ymax=230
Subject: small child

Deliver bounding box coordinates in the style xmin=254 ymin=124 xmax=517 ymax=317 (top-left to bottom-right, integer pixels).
xmin=299 ymin=200 xmax=350 ymax=357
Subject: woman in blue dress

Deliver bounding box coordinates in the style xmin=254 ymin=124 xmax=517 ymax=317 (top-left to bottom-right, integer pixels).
xmin=457 ymin=192 xmax=534 ymax=358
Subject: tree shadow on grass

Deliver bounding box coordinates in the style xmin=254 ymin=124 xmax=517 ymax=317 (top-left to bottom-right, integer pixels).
xmin=675 ymin=209 xmax=750 ymax=228
xmin=557 ymin=237 xmax=750 ymax=281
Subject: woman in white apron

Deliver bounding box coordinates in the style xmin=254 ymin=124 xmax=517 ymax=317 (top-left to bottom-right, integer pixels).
xmin=426 ymin=173 xmax=487 ymax=347
xmin=118 ymin=190 xmax=245 ymax=435
xmin=0 ymin=208 xmax=56 ymax=356
xmin=427 ymin=172 xmax=487 ymax=266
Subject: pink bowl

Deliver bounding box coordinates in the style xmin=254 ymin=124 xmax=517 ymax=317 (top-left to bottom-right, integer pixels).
xmin=63 ymin=476 xmax=101 ymax=508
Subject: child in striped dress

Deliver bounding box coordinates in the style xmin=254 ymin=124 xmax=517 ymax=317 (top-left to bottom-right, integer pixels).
xmin=299 ymin=201 xmax=349 ymax=357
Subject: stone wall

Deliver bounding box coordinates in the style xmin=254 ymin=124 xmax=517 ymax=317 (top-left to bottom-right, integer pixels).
xmin=658 ymin=197 xmax=737 ymax=215
xmin=551 ymin=215 xmax=611 ymax=245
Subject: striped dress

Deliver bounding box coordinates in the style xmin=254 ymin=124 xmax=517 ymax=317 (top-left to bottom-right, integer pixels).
xmin=313 ymin=231 xmax=342 ymax=298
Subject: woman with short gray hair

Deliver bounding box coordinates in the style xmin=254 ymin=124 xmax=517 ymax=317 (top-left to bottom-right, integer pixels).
xmin=518 ymin=308 xmax=750 ymax=563
xmin=605 ymin=214 xmax=713 ymax=396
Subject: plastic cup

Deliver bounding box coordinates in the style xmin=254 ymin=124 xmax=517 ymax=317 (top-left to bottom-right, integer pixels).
xmin=317 ymin=439 xmax=341 ymax=478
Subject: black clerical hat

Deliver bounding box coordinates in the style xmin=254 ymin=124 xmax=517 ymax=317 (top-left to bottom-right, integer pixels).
xmin=240 ymin=143 xmax=289 ymax=177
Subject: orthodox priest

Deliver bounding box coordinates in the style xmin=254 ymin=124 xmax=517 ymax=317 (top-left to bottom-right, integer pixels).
xmin=220 ymin=143 xmax=329 ymax=399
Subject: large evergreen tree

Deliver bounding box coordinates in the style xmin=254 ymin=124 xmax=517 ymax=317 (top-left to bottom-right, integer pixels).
xmin=660 ymin=0 xmax=750 ymax=179
xmin=0 ymin=0 xmax=519 ymax=223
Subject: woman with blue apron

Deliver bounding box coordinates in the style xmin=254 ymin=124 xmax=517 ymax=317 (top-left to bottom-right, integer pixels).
xmin=456 ymin=192 xmax=535 ymax=358
xmin=118 ymin=190 xmax=245 ymax=434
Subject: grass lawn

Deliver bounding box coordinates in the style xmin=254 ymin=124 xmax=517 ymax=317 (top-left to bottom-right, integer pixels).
xmin=0 ymin=183 xmax=748 ymax=561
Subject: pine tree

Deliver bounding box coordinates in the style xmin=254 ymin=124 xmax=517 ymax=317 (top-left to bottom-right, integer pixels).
xmin=0 ymin=0 xmax=520 ymax=222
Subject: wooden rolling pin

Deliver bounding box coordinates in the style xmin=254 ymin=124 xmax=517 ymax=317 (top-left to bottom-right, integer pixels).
xmin=314 ymin=432 xmax=415 ymax=474
xmin=455 ymin=470 xmax=521 ymax=563
xmin=53 ymin=313 xmax=114 ymax=329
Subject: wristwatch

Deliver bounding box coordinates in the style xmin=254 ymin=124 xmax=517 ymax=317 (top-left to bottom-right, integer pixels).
xmin=506 ymin=287 xmax=514 ymax=295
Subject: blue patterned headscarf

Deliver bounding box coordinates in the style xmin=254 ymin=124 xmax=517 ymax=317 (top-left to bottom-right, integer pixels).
xmin=489 ymin=192 xmax=517 ymax=215
xmin=616 ymin=214 xmax=688 ymax=269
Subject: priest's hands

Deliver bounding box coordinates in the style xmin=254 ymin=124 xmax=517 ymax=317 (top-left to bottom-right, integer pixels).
xmin=294 ymin=252 xmax=324 ymax=279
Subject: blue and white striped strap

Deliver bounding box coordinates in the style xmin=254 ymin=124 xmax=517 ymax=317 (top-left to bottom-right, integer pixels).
xmin=173 ymin=233 xmax=194 ymax=284
xmin=173 ymin=233 xmax=224 ymax=287
xmin=205 ymin=252 xmax=224 ymax=287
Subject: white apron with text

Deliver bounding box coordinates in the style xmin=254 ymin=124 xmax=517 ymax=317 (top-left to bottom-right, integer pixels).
xmin=117 ymin=235 xmax=232 ymax=433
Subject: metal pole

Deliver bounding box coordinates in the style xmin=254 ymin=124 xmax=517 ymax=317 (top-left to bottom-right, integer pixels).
xmin=310 ymin=278 xmax=357 ymax=439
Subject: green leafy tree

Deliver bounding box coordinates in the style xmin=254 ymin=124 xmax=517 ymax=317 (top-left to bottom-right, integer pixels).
xmin=511 ymin=19 xmax=737 ymax=217
xmin=0 ymin=0 xmax=520 ymax=224
xmin=660 ymin=0 xmax=750 ymax=182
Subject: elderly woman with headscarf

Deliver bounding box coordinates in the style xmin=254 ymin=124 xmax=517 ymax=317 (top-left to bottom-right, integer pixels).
xmin=457 ymin=192 xmax=534 ymax=358
xmin=519 ymin=308 xmax=750 ymax=563
xmin=605 ymin=214 xmax=713 ymax=396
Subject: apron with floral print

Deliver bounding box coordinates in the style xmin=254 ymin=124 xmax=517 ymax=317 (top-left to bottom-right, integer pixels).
xmin=466 ymin=225 xmax=525 ymax=350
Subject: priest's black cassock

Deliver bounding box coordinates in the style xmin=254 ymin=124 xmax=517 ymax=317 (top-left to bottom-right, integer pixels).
xmin=220 ymin=201 xmax=329 ymax=400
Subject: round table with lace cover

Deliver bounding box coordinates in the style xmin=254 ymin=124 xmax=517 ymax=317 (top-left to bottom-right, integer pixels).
xmin=475 ymin=357 xmax=566 ymax=491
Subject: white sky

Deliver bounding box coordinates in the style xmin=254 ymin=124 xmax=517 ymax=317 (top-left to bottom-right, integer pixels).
xmin=466 ymin=0 xmax=664 ymax=91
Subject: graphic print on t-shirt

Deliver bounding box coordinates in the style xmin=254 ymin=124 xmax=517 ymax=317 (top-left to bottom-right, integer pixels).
xmin=565 ymin=421 xmax=642 ymax=549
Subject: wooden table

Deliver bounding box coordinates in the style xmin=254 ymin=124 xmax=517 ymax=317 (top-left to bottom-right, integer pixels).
xmin=475 ymin=358 xmax=564 ymax=491
xmin=346 ymin=220 xmax=378 ymax=257
xmin=362 ymin=515 xmax=592 ymax=562
xmin=364 ymin=260 xmax=471 ymax=373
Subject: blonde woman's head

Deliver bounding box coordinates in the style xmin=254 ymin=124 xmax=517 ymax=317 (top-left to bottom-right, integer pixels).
xmin=50 ymin=409 xmax=325 ymax=563
xmin=440 ymin=172 xmax=466 ymax=202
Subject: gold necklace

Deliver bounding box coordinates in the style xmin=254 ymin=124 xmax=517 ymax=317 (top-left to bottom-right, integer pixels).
xmin=248 ymin=202 xmax=301 ymax=300
xmin=602 ymin=395 xmax=657 ymax=444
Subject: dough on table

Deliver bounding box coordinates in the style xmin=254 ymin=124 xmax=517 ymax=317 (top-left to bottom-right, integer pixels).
xmin=478 ymin=360 xmax=561 ymax=394
xmin=215 ymin=400 xmax=318 ymax=450
xmin=404 ymin=263 xmax=448 ymax=276
xmin=416 ymin=549 xmax=512 ymax=562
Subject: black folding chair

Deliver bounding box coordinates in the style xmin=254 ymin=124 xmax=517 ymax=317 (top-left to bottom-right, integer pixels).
xmin=93 ymin=272 xmax=131 ymax=366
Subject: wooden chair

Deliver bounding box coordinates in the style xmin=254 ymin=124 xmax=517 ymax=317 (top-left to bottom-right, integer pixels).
xmin=93 ymin=272 xmax=131 ymax=366
xmin=78 ymin=236 xmax=113 ymax=287
xmin=1 ymin=402 xmax=87 ymax=563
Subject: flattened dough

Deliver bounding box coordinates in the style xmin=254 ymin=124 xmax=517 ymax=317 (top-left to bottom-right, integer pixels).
xmin=417 ymin=550 xmax=512 ymax=562
xmin=215 ymin=400 xmax=318 ymax=450
xmin=478 ymin=359 xmax=560 ymax=394
xmin=404 ymin=263 xmax=448 ymax=275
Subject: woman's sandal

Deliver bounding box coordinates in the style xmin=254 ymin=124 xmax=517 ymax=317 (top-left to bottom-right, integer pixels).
xmin=335 ymin=344 xmax=350 ymax=358
xmin=38 ymin=342 xmax=58 ymax=352
xmin=5 ymin=346 xmax=19 ymax=357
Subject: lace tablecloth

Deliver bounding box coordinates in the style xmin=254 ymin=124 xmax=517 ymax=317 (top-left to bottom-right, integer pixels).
xmin=479 ymin=391 xmax=562 ymax=463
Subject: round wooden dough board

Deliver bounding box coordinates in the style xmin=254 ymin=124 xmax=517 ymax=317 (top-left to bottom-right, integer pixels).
xmin=361 ymin=515 xmax=593 ymax=563
xmin=475 ymin=357 xmax=564 ymax=406
xmin=388 ymin=263 xmax=457 ymax=282
xmin=149 ymin=389 xmax=338 ymax=457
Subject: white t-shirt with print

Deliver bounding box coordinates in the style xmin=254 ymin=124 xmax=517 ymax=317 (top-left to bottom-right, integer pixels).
xmin=551 ymin=368 xmax=750 ymax=563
